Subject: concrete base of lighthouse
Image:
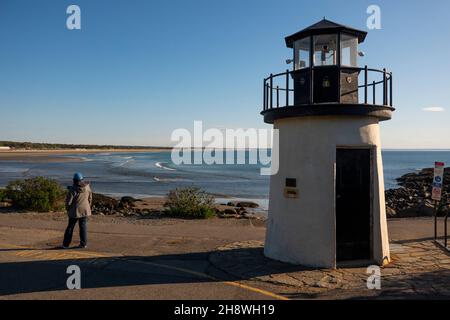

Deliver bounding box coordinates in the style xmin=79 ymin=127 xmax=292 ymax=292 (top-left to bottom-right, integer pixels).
xmin=264 ymin=115 xmax=390 ymax=269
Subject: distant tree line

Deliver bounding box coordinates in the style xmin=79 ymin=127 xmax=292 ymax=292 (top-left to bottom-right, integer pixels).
xmin=0 ymin=141 xmax=170 ymax=150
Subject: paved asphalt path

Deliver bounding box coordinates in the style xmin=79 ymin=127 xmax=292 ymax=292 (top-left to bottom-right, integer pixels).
xmin=0 ymin=214 xmax=286 ymax=300
xmin=0 ymin=214 xmax=443 ymax=300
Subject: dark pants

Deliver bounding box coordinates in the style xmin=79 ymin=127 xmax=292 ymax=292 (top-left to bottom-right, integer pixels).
xmin=63 ymin=217 xmax=87 ymax=247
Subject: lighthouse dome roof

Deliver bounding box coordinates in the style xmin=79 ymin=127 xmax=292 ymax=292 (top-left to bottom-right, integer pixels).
xmin=285 ymin=18 xmax=367 ymax=48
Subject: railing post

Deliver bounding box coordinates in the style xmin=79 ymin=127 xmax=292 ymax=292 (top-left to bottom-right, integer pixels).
xmin=310 ymin=67 xmax=314 ymax=104
xmin=435 ymin=200 xmax=438 ymax=241
xmin=445 ymin=214 xmax=448 ymax=248
xmin=364 ymin=66 xmax=368 ymax=104
xmin=383 ymin=68 xmax=387 ymax=105
xmin=390 ymin=73 xmax=393 ymax=107
xmin=269 ymin=74 xmax=273 ymax=109
xmin=286 ymin=70 xmax=289 ymax=107
xmin=337 ymin=33 xmax=341 ymax=104
xmin=276 ymin=86 xmax=280 ymax=108
xmin=263 ymin=80 xmax=266 ymax=111
xmin=373 ymin=81 xmax=376 ymax=105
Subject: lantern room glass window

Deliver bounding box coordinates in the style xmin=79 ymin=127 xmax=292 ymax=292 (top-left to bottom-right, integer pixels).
xmin=341 ymin=34 xmax=359 ymax=67
xmin=313 ymin=34 xmax=337 ymax=66
xmin=293 ymin=37 xmax=310 ymax=70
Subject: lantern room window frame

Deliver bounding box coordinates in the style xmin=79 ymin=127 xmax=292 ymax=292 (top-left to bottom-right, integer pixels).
xmin=293 ymin=32 xmax=360 ymax=70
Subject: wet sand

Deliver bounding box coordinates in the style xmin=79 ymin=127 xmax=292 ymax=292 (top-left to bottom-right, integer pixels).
xmin=0 ymin=149 xmax=170 ymax=163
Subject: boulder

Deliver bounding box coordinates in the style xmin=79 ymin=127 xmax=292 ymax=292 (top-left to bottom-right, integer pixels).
xmin=417 ymin=200 xmax=436 ymax=217
xmin=223 ymin=208 xmax=239 ymax=215
xmin=92 ymin=193 xmax=119 ymax=215
xmin=236 ymin=201 xmax=259 ymax=209
xmin=118 ymin=196 xmax=137 ymax=209
xmin=386 ymin=206 xmax=396 ymax=218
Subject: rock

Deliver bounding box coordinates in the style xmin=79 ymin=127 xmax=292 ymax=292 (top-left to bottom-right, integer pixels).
xmin=236 ymin=207 xmax=248 ymax=215
xmin=417 ymin=200 xmax=435 ymax=217
xmin=0 ymin=201 xmax=12 ymax=208
xmin=223 ymin=208 xmax=239 ymax=215
xmin=118 ymin=196 xmax=137 ymax=209
xmin=92 ymin=193 xmax=118 ymax=215
xmin=386 ymin=206 xmax=396 ymax=218
xmin=396 ymin=205 xmax=422 ymax=218
xmin=242 ymin=213 xmax=258 ymax=219
xmin=218 ymin=213 xmax=241 ymax=219
xmin=120 ymin=196 xmax=137 ymax=204
xmin=225 ymin=201 xmax=259 ymax=209
xmin=385 ymin=167 xmax=450 ymax=218
xmin=236 ymin=201 xmax=259 ymax=209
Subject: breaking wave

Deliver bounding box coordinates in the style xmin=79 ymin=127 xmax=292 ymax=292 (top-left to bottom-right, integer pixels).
xmin=155 ymin=162 xmax=176 ymax=171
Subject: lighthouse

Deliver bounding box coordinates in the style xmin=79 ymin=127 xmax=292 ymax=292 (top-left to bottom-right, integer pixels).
xmin=262 ymin=19 xmax=394 ymax=268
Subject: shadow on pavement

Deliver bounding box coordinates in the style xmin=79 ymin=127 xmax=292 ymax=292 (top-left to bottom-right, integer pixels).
xmin=1 ymin=246 xmax=449 ymax=299
xmin=0 ymin=248 xmax=302 ymax=296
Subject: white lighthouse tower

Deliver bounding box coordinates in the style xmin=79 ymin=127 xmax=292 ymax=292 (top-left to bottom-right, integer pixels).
xmin=262 ymin=19 xmax=394 ymax=268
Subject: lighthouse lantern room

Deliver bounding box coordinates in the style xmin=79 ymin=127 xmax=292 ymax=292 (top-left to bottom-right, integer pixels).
xmin=262 ymin=19 xmax=394 ymax=268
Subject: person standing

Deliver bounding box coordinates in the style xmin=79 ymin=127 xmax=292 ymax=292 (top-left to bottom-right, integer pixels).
xmin=63 ymin=172 xmax=92 ymax=249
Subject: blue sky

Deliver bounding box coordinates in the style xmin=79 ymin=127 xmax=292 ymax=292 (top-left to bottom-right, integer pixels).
xmin=0 ymin=0 xmax=449 ymax=148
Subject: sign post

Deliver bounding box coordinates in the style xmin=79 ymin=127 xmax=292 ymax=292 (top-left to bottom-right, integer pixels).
xmin=432 ymin=162 xmax=445 ymax=240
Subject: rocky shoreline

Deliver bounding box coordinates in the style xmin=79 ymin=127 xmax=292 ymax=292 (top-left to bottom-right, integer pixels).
xmin=91 ymin=194 xmax=265 ymax=220
xmin=1 ymin=168 xmax=449 ymax=220
xmin=97 ymin=165 xmax=449 ymax=220
xmin=385 ymin=167 xmax=449 ymax=218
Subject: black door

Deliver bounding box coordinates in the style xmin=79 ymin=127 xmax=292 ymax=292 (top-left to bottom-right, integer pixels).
xmin=336 ymin=148 xmax=371 ymax=262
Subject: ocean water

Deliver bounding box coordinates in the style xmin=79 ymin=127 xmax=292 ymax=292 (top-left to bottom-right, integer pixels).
xmin=1 ymin=151 xmax=449 ymax=206
xmin=382 ymin=151 xmax=450 ymax=189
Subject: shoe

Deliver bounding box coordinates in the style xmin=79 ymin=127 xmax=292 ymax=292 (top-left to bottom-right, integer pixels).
xmin=61 ymin=245 xmax=69 ymax=249
xmin=78 ymin=245 xmax=87 ymax=249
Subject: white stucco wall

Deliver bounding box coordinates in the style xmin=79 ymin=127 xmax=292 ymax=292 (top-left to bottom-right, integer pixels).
xmin=264 ymin=115 xmax=390 ymax=268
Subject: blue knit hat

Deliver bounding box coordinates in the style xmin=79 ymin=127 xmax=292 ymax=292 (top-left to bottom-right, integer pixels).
xmin=73 ymin=172 xmax=84 ymax=181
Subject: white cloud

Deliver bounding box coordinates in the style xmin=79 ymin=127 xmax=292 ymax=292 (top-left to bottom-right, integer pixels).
xmin=422 ymin=107 xmax=445 ymax=112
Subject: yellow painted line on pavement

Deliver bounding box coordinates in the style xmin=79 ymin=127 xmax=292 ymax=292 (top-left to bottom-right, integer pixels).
xmin=0 ymin=243 xmax=288 ymax=300
xmin=0 ymin=243 xmax=110 ymax=260
xmin=129 ymin=260 xmax=289 ymax=300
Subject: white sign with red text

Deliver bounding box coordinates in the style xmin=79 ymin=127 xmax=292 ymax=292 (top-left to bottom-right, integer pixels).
xmin=432 ymin=162 xmax=445 ymax=201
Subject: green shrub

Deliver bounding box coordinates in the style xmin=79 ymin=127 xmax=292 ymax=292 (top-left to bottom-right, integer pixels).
xmin=5 ymin=177 xmax=65 ymax=212
xmin=0 ymin=189 xmax=6 ymax=202
xmin=165 ymin=187 xmax=216 ymax=219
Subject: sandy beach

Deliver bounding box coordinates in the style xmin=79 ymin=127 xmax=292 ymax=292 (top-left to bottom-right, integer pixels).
xmin=0 ymin=149 xmax=170 ymax=163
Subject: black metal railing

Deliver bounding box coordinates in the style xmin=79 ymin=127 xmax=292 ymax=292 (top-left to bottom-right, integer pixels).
xmin=262 ymin=66 xmax=393 ymax=111
xmin=445 ymin=212 xmax=449 ymax=249
xmin=435 ymin=206 xmax=449 ymax=251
